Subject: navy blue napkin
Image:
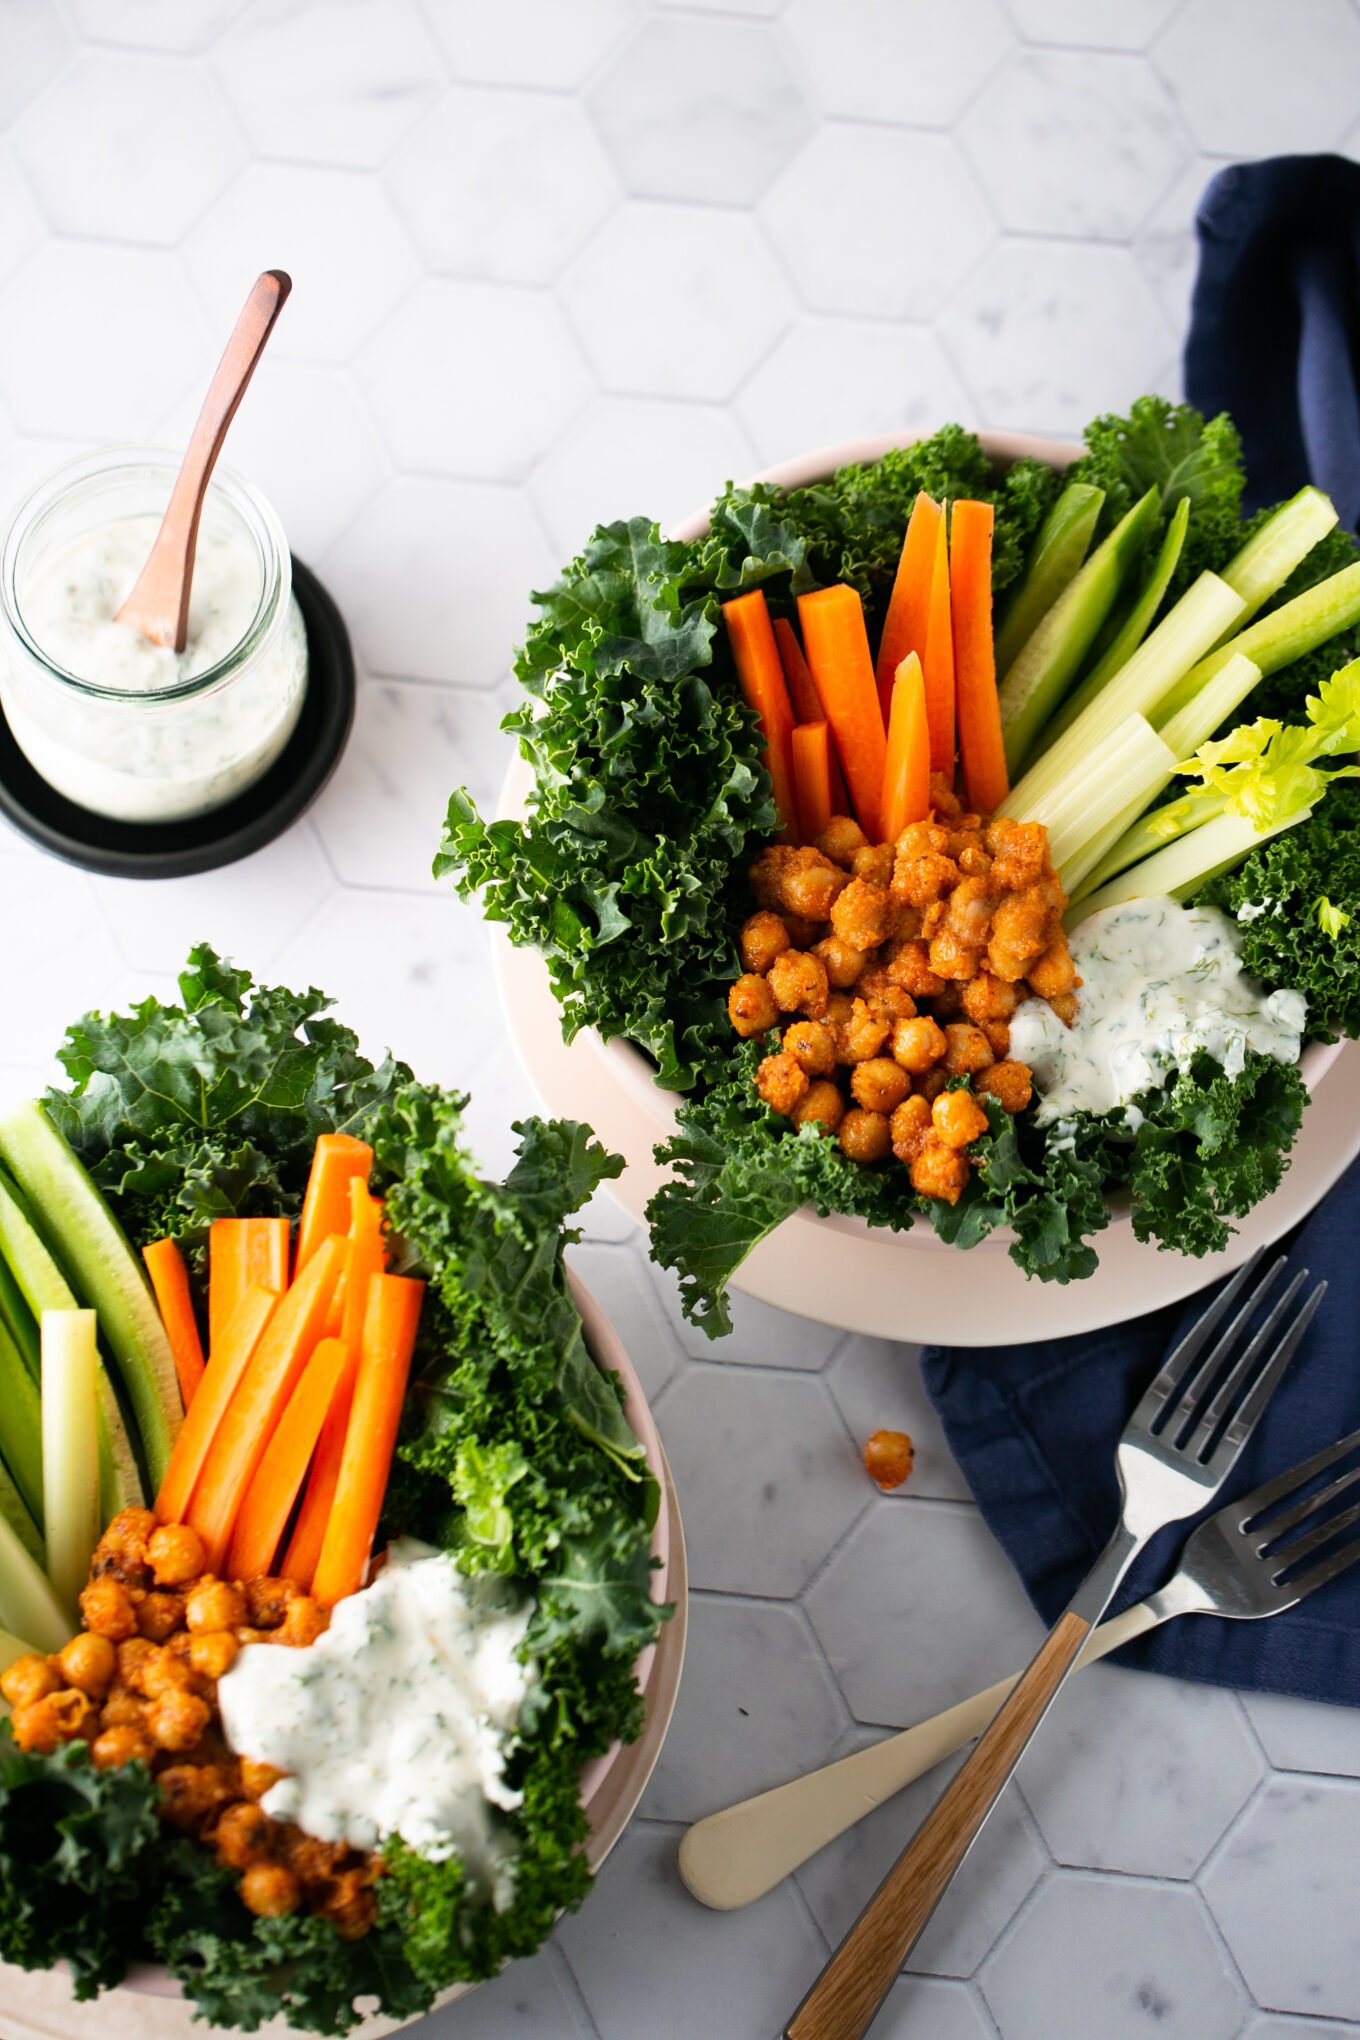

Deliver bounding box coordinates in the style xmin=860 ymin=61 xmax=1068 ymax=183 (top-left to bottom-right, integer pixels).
xmin=919 ymin=1155 xmax=1360 ymax=1705
xmin=1184 ymin=154 xmax=1360 ymax=527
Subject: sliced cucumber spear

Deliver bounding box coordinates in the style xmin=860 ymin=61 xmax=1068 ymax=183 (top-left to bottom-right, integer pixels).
xmin=0 ymin=1314 xmax=43 ymax=1527
xmin=0 ymin=1101 xmax=180 ymax=1495
xmin=42 ymin=1310 xmax=100 ymax=1616
xmin=0 ymin=1454 xmax=43 ymax=1570
xmin=1219 ymin=485 xmax=1338 ymax=629
xmin=0 ymin=1163 xmax=142 ymax=1520
xmin=0 ymin=1250 xmax=38 ymax=1379
xmin=994 ymin=481 xmax=1105 ymax=677
xmin=1042 ymin=496 xmax=1191 ymax=751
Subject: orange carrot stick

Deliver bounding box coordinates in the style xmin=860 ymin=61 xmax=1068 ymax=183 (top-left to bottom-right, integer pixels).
xmin=923 ymin=513 xmax=956 ymax=780
xmin=155 ymin=1284 xmax=279 ymax=1526
xmin=791 ymin=722 xmax=832 ymax=845
xmin=208 ymin=1218 xmax=289 ymax=1358
xmin=881 ymin=654 xmax=932 ymax=845
xmin=951 ymin=499 xmax=1008 ymax=815
xmin=774 ymin=617 xmax=850 ymax=815
xmin=294 ymin=1134 xmax=372 ymax=1276
xmin=141 ymin=1239 xmax=204 ymax=1410
xmin=876 ymin=492 xmax=943 ymax=723
xmin=796 ymin=585 xmax=888 ymax=842
xmin=188 ymin=1235 xmax=347 ymax=1571
xmin=226 ymin=1335 xmax=352 ymax=1582
xmin=281 ymin=1368 xmax=356 ymax=1591
xmin=311 ymin=1275 xmax=425 ymax=1608
xmin=342 ymin=1185 xmax=386 ymax=1353
xmin=723 ymin=590 xmax=799 ymax=837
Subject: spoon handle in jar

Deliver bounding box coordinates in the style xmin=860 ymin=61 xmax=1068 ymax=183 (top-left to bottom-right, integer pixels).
xmin=115 ymin=269 xmax=291 ymax=653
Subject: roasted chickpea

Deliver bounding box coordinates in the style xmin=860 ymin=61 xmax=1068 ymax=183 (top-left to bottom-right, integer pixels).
xmin=942 ymin=1022 xmax=994 ymax=1076
xmin=976 ymin=1060 xmax=1034 ymax=1114
xmin=982 ymin=1019 xmax=1012 ymax=1058
xmin=100 ymin=1688 xmax=149 ymax=1730
xmin=728 ymin=972 xmax=779 ymax=1038
xmin=187 ymin=1579 xmax=248 ymax=1634
xmin=767 ymin=949 xmax=829 ymax=1019
xmin=838 ymin=1107 xmax=892 ymax=1165
xmin=854 ymin=967 xmax=917 ymax=1020
xmin=1026 ymin=939 xmax=1079 ymax=1003
xmin=11 ymin=1689 xmax=97 ymax=1753
xmin=909 ymin=1134 xmax=970 ymax=1205
xmin=189 ymin=1629 xmax=240 ymax=1680
xmin=277 ymin=1598 xmax=329 ymax=1649
xmin=147 ymin=1522 xmax=206 ymax=1587
xmin=812 ymin=934 xmax=866 ymax=990
xmin=137 ymin=1590 xmax=188 ymax=1642
xmin=841 ymin=997 xmax=892 ymax=1064
xmin=780 ymin=848 xmax=848 ymax=922
xmin=739 ymin=910 xmax=791 ymax=974
xmin=98 ymin=1508 xmax=156 ymax=1564
xmin=790 ymin=1079 xmax=846 ymax=1134
xmin=782 ymin=1019 xmax=837 ymax=1077
xmin=755 ymin=1051 xmax=809 ymax=1117
xmin=850 ymin=1058 xmax=910 ymax=1115
xmin=816 ymin=816 xmax=869 ymax=867
xmin=92 ymin=1725 xmax=155 ymax=1769
xmin=960 ymin=972 xmax=1020 ymax=1026
xmin=241 ymin=1861 xmax=301 ymax=1919
xmin=147 ymin=1688 xmax=212 ymax=1753
xmin=850 ymin=843 xmax=894 ymax=887
xmin=79 ymin=1577 xmax=139 ymax=1642
xmin=56 ymin=1632 xmax=117 ymax=1699
xmin=916 ymin=1066 xmax=949 ymax=1103
xmin=0 ymin=1652 xmax=60 ymax=1710
xmin=929 ymin=772 xmax=962 ymax=820
xmin=117 ymin=1635 xmax=159 ymax=1690
xmin=890 ymin=1094 xmax=932 ymax=1162
xmin=932 ymin=1088 xmax=989 ymax=1150
xmin=886 ymin=938 xmax=946 ymax=1000
xmin=158 ymin=1762 xmax=238 ymax=1828
xmin=214 ymin=1801 xmax=271 ymax=1871
xmin=889 ymin=1015 xmax=947 ymax=1075
xmin=139 ymin=1646 xmax=197 ymax=1700
xmin=863 ymin=1429 xmax=914 ymax=1490
xmin=239 ymin=1757 xmax=284 ymax=1801
xmin=246 ymin=1577 xmax=300 ymax=1629
xmin=325 ymin=1870 xmax=379 ymax=1942
xmin=830 ymin=878 xmax=897 ymax=952
xmin=927 ymin=926 xmax=981 ymax=981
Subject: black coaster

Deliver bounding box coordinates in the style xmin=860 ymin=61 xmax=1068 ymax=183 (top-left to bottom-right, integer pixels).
xmin=0 ymin=557 xmax=355 ymax=879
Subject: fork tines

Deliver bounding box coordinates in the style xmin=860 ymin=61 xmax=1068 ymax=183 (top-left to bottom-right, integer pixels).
xmin=1245 ymin=1425 xmax=1360 ymax=1596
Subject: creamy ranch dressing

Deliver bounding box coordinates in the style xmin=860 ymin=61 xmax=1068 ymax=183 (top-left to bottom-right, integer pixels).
xmin=217 ymin=1542 xmax=536 ymax=1902
xmin=3 ymin=509 xmax=307 ymax=823
xmin=1009 ymin=897 xmax=1307 ymax=1126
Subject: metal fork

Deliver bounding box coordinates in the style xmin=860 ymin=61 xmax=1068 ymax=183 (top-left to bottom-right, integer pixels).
xmin=682 ymin=1423 xmax=1360 ymax=1914
xmin=785 ymin=1252 xmax=1326 ymax=2040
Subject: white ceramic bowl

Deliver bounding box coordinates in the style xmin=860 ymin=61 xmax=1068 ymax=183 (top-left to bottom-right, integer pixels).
xmin=3 ymin=1266 xmax=685 ymax=2040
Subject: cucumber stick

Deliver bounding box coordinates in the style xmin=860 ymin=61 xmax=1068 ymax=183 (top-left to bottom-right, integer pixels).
xmin=0 ymin=1315 xmax=42 ymax=1525
xmin=0 ymin=1251 xmax=38 ymax=1378
xmin=0 ymin=1164 xmax=142 ymax=1519
xmin=998 ymin=487 xmax=1160 ymax=774
xmin=0 ymin=1502 xmax=72 ymax=1650
xmin=1069 ymin=805 xmax=1313 ymax=928
xmin=0 ymin=1454 xmax=43 ymax=1570
xmin=1155 ymin=562 xmax=1360 ymax=726
xmin=1219 ymin=485 xmax=1338 ymax=628
xmin=42 ymin=1311 xmax=100 ymax=1615
xmin=0 ymin=1101 xmax=180 ymax=1494
xmin=1042 ymin=496 xmax=1190 ymax=750
xmin=994 ymin=481 xmax=1105 ymax=676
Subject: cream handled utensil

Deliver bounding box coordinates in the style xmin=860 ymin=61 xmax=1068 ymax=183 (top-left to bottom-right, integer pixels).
xmin=115 ymin=269 xmax=291 ymax=652
xmin=783 ymin=1252 xmax=1323 ymax=2040
xmin=682 ymin=1416 xmax=1360 ymax=1912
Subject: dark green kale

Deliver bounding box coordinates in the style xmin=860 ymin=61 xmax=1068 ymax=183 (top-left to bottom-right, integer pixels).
xmin=926 ymin=1095 xmax=1117 ymax=1284
xmin=1070 ymin=396 xmax=1245 ymax=596
xmin=1123 ymin=1052 xmax=1307 ymax=1256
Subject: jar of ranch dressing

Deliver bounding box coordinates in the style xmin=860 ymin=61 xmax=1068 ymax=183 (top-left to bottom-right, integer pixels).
xmin=0 ymin=445 xmax=307 ymax=825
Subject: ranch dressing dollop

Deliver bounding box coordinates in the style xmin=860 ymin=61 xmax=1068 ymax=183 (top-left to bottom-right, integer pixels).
xmin=218 ymin=1541 xmax=536 ymax=1902
xmin=1009 ymin=897 xmax=1307 ymax=1127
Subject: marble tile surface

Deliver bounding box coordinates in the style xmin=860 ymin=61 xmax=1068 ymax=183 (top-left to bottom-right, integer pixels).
xmin=1 ymin=4 xmax=1358 ymax=2036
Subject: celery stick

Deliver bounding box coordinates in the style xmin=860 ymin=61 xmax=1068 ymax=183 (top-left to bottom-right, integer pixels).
xmin=994 ymin=481 xmax=1105 ymax=676
xmin=1001 ymin=573 xmax=1245 ymax=823
xmin=0 ymin=1502 xmax=73 ymax=1649
xmin=1069 ymin=805 xmax=1312 ymax=927
xmin=0 ymin=1316 xmax=42 ymax=1527
xmin=1025 ymin=715 xmax=1175 ymax=879
xmin=0 ymin=1166 xmax=142 ymax=1519
xmin=1155 ymin=562 xmax=1360 ymax=727
xmin=0 ymin=1251 xmax=38 ymax=1379
xmin=999 ymin=487 xmax=1159 ymax=773
xmin=42 ymin=1310 xmax=99 ymax=1615
xmin=1041 ymin=497 xmax=1190 ymax=751
xmin=1220 ymin=485 xmax=1338 ymax=628
xmin=1074 ymin=794 xmax=1226 ymax=905
xmin=1159 ymin=652 xmax=1265 ymax=761
xmin=0 ymin=1102 xmax=179 ymax=1493
xmin=0 ymin=1454 xmax=43 ymax=1570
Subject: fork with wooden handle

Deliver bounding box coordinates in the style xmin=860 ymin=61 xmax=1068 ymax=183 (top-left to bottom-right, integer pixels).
xmin=682 ymin=1416 xmax=1360 ymax=1912
xmin=782 ymin=1252 xmax=1324 ymax=2040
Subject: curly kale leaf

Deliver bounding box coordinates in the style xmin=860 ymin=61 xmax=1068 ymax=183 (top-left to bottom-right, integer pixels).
xmin=0 ymin=1730 xmax=160 ymax=1999
xmin=1125 ymin=1051 xmax=1307 ymax=1256
xmin=1071 ymin=397 xmax=1245 ymax=595
xmin=1203 ymin=785 xmax=1360 ymax=1038
xmin=44 ymin=944 xmax=410 ymax=1275
xmin=927 ymin=1097 xmax=1118 ymax=1284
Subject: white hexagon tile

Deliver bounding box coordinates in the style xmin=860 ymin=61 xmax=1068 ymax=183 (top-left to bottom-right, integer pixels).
xmin=1 ymin=4 xmax=1359 ymax=2036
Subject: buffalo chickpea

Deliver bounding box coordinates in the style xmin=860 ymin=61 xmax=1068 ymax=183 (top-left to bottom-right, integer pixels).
xmin=0 ymin=1653 xmax=60 ymax=1710
xmin=98 ymin=1508 xmax=155 ymax=1566
xmin=841 ymin=996 xmax=892 ymax=1064
xmin=1027 ymin=939 xmax=1080 ymax=1002
xmin=982 ymin=1019 xmax=1012 ymax=1059
xmin=187 ymin=1579 xmax=247 ymax=1634
xmin=214 ymin=1801 xmax=271 ymax=1871
xmin=890 ymin=1094 xmax=932 ymax=1162
xmin=932 ymin=1088 xmax=989 ymax=1151
xmin=138 ymin=1590 xmax=187 ymax=1642
xmin=277 ymin=1598 xmax=329 ymax=1649
xmin=960 ymin=971 xmax=1019 ymax=1025
xmin=147 ymin=1688 xmax=212 ymax=1752
xmin=976 ymin=1060 xmax=1034 ymax=1114
xmin=812 ymin=934 xmax=866 ymax=990
xmin=887 ymin=939 xmax=946 ymax=999
xmin=838 ymin=1107 xmax=892 ymax=1164
xmin=850 ymin=843 xmax=894 ymax=887
xmin=57 ymin=1632 xmax=117 ymax=1699
xmin=756 ymin=1050 xmax=809 ymax=1117
xmin=863 ymin=1429 xmax=914 ymax=1490
xmin=12 ymin=1689 xmax=97 ymax=1753
xmin=782 ymin=1019 xmax=837 ymax=1077
xmin=780 ymin=848 xmax=848 ymax=922
xmin=831 ymin=878 xmax=897 ymax=952
xmin=147 ymin=1522 xmax=206 ymax=1587
xmin=816 ymin=816 xmax=869 ymax=866
xmin=739 ymin=910 xmax=790 ymax=974
xmin=728 ymin=972 xmax=779 ymax=1038
xmin=916 ymin=1066 xmax=949 ymax=1102
xmin=791 ymin=1080 xmax=845 ymax=1134
xmin=117 ymin=1635 xmax=158 ymax=1688
xmin=767 ymin=949 xmax=829 ymax=1018
xmin=850 ymin=1058 xmax=910 ymax=1115
xmin=942 ymin=1022 xmax=994 ymax=1076
xmin=92 ymin=1725 xmax=156 ymax=1769
xmin=158 ymin=1763 xmax=239 ymax=1828
xmin=908 ymin=1136 xmax=970 ymax=1204
xmin=239 ymin=1757 xmax=284 ymax=1801
xmin=854 ymin=967 xmax=916 ymax=1020
xmin=189 ymin=1629 xmax=240 ymax=1680
xmin=100 ymin=1688 xmax=148 ymax=1730
xmin=890 ymin=1015 xmax=947 ymax=1075
xmin=242 ymin=1861 xmax=301 ymax=1919
xmin=79 ymin=1576 xmax=139 ymax=1641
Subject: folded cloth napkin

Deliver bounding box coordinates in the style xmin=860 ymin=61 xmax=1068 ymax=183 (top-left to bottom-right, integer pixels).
xmin=919 ymin=1152 xmax=1360 ymax=1705
xmin=1184 ymin=154 xmax=1360 ymax=527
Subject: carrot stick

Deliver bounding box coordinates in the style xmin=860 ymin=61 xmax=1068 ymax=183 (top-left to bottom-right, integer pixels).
xmin=791 ymin=722 xmax=833 ymax=845
xmin=280 ymin=1369 xmax=356 ymax=1590
xmin=226 ymin=1335 xmax=352 ymax=1582
xmin=881 ymin=654 xmax=932 ymax=844
xmin=208 ymin=1219 xmax=289 ymax=1358
xmin=311 ymin=1274 xmax=425 ymax=1608
xmin=797 ymin=585 xmax=888 ymax=842
xmin=774 ymin=617 xmax=850 ymax=815
xmin=155 ymin=1284 xmax=279 ymax=1526
xmin=294 ymin=1134 xmax=372 ymax=1276
xmin=723 ymin=591 xmax=798 ymax=837
xmin=188 ymin=1235 xmax=347 ymax=1572
xmin=923 ymin=513 xmax=956 ymax=780
xmin=950 ymin=499 xmax=1008 ymax=815
xmin=875 ymin=492 xmax=943 ymax=723
xmin=342 ymin=1185 xmax=386 ymax=1353
xmin=141 ymin=1239 xmax=204 ymax=1410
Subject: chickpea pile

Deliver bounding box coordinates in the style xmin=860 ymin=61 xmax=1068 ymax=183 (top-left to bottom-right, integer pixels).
xmin=726 ymin=777 xmax=1080 ymax=1207
xmin=0 ymin=1508 xmax=379 ymax=1940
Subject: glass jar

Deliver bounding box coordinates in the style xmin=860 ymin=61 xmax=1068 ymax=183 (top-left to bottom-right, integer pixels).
xmin=0 ymin=446 xmax=308 ymax=825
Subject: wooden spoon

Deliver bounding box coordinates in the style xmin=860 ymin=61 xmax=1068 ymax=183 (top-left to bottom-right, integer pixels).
xmin=116 ymin=269 xmax=292 ymax=652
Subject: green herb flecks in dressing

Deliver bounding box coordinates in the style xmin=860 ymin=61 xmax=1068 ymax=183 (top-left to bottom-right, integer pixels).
xmin=217 ymin=1541 xmax=536 ymax=1903
xmin=1009 ymin=897 xmax=1307 ymax=1127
